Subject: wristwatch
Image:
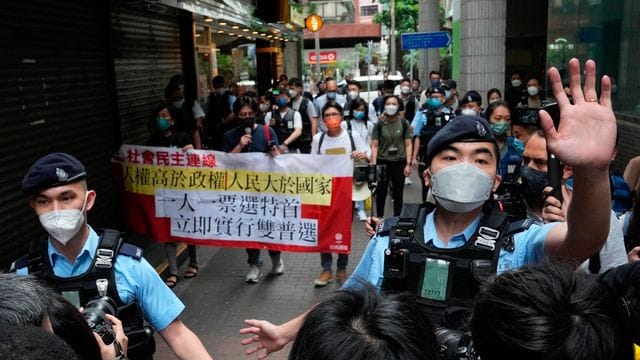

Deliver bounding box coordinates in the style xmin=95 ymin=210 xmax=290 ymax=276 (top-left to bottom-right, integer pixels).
xmin=113 ymin=339 xmax=128 ymax=360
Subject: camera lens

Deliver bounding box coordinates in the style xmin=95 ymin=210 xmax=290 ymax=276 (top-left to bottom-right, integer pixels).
xmin=83 ymin=296 xmax=117 ymax=344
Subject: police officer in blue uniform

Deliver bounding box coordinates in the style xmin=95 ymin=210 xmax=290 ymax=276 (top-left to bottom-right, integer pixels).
xmin=12 ymin=153 xmax=213 ymax=360
xmin=239 ymin=59 xmax=617 ymax=359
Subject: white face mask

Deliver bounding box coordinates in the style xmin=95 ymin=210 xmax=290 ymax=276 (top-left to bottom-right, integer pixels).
xmin=259 ymin=103 xmax=270 ymax=112
xmin=288 ymin=89 xmax=298 ymax=98
xmin=348 ymin=90 xmax=359 ymax=101
xmin=527 ymin=86 xmax=539 ymax=96
xmin=511 ymin=79 xmax=522 ymax=88
xmin=460 ymin=108 xmax=477 ymax=116
xmin=38 ymin=193 xmax=88 ymax=245
xmin=401 ymin=86 xmax=411 ymax=94
xmin=430 ymin=162 xmax=494 ymax=213
xmin=385 ymin=105 xmax=398 ymax=116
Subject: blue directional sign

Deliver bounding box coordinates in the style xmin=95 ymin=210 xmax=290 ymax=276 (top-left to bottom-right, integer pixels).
xmin=401 ymin=31 xmax=451 ymax=50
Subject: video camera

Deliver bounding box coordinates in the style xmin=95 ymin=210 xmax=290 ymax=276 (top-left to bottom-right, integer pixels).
xmin=495 ymin=103 xmax=562 ymax=220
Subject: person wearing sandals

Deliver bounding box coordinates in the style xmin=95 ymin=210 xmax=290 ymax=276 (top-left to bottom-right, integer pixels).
xmin=147 ymin=103 xmax=199 ymax=288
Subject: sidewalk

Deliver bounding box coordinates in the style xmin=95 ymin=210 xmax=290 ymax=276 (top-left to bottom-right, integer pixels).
xmin=151 ymin=172 xmax=423 ymax=359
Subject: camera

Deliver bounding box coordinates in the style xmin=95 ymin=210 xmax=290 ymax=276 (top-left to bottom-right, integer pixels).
xmin=83 ymin=296 xmax=118 ymax=345
xmin=435 ymin=327 xmax=478 ymax=360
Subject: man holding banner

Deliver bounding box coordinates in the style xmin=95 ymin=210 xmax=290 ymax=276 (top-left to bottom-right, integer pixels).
xmin=224 ymin=96 xmax=284 ymax=283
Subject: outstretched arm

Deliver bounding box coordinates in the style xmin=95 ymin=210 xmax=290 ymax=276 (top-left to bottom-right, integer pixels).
xmin=240 ymin=311 xmax=309 ymax=359
xmin=543 ymin=59 xmax=616 ymax=262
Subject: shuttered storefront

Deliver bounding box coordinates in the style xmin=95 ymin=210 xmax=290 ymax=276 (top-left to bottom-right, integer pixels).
xmin=0 ymin=1 xmax=120 ymax=268
xmin=110 ymin=3 xmax=184 ymax=145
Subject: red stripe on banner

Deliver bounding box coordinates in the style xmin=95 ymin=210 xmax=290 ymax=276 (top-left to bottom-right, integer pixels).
xmin=123 ymin=176 xmax=353 ymax=254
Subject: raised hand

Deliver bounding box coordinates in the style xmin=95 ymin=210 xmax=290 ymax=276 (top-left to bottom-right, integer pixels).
xmin=539 ymin=58 xmax=616 ymax=171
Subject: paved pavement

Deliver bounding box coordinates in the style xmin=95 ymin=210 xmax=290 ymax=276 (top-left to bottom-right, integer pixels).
xmin=152 ymin=172 xmax=423 ymax=359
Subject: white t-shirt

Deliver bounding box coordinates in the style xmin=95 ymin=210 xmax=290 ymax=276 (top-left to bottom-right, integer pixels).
xmin=340 ymin=120 xmax=373 ymax=156
xmin=263 ymin=109 xmax=303 ymax=129
xmin=192 ymin=100 xmax=205 ymax=119
xmin=311 ymin=128 xmax=369 ymax=155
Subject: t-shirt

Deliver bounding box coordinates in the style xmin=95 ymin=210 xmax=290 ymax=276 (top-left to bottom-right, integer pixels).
xmin=291 ymin=97 xmax=318 ymax=120
xmin=341 ymin=120 xmax=373 ymax=156
xmin=222 ymin=124 xmax=279 ymax=153
xmin=263 ymin=109 xmax=303 ymax=130
xmin=372 ymin=117 xmax=411 ymax=162
xmin=311 ymin=128 xmax=370 ymax=155
xmin=147 ymin=132 xmax=191 ymax=148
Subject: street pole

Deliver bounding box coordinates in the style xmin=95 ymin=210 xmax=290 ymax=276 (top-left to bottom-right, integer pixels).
xmin=410 ymin=49 xmax=414 ymax=81
xmin=389 ymin=0 xmax=396 ymax=74
xmin=315 ymin=31 xmax=321 ymax=81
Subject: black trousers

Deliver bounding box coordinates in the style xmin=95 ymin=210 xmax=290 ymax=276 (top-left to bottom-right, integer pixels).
xmin=375 ymin=159 xmax=406 ymax=217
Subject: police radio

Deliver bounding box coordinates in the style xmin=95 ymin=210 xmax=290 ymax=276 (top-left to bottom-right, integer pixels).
xmin=383 ymin=218 xmax=415 ymax=279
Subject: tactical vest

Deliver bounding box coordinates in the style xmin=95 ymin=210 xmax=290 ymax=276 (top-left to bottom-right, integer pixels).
xmin=291 ymin=97 xmax=313 ymax=145
xmin=380 ymin=203 xmax=532 ymax=329
xmin=418 ymin=109 xmax=452 ymax=160
xmin=13 ymin=229 xmax=155 ymax=360
xmin=272 ymin=109 xmax=297 ymax=147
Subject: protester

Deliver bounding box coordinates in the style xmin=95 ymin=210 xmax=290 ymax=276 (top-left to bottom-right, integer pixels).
xmin=345 ymin=97 xmax=375 ymax=221
xmin=288 ymin=77 xmax=319 ymax=152
xmin=223 ymin=96 xmax=283 ymax=283
xmin=314 ymin=78 xmax=347 ymax=132
xmin=485 ymin=100 xmax=523 ymax=184
xmin=311 ymin=101 xmax=370 ymax=287
xmin=0 ymin=325 xmax=80 ymax=360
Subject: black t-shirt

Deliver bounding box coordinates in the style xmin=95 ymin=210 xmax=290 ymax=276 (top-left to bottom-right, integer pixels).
xmin=147 ymin=132 xmax=192 ymax=148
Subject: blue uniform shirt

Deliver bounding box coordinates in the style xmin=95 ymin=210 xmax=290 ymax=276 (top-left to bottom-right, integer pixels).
xmin=343 ymin=211 xmax=555 ymax=290
xmin=16 ymin=227 xmax=184 ymax=331
xmin=411 ymin=107 xmax=453 ymax=137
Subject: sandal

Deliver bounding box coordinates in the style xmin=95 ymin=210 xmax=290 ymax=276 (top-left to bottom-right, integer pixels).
xmin=184 ymin=264 xmax=199 ymax=279
xmin=165 ymin=275 xmax=179 ymax=288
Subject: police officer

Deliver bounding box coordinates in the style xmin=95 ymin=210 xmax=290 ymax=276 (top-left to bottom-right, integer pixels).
xmin=239 ymin=58 xmax=617 ymax=358
xmin=411 ymin=86 xmax=453 ymax=202
xmin=12 ymin=153 xmax=213 ymax=360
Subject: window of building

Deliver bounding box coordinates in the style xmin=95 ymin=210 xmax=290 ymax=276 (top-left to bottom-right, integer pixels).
xmin=312 ymin=1 xmax=355 ymax=23
xmin=360 ymin=5 xmax=378 ymax=17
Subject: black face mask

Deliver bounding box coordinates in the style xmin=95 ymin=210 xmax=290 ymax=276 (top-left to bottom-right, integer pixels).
xmin=520 ymin=166 xmax=548 ymax=203
xmin=239 ymin=118 xmax=255 ymax=132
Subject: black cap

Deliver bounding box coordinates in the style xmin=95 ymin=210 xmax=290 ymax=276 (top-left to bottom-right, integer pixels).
xmin=425 ymin=115 xmax=496 ymax=166
xmin=427 ymin=87 xmax=445 ymax=96
xmin=442 ymin=79 xmax=457 ymax=89
xmin=459 ymin=90 xmax=482 ymax=106
xmin=21 ymin=153 xmax=87 ymax=196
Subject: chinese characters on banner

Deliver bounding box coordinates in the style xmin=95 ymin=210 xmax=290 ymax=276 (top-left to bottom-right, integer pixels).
xmin=113 ymin=145 xmax=353 ymax=254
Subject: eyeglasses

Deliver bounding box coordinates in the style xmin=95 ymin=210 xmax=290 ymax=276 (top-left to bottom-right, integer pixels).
xmin=238 ymin=112 xmax=255 ymax=119
xmin=323 ymin=112 xmax=341 ymax=119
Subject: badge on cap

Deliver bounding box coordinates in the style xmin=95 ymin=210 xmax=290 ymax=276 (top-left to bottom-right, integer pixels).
xmin=476 ymin=120 xmax=486 ymax=137
xmin=56 ymin=168 xmax=68 ymax=182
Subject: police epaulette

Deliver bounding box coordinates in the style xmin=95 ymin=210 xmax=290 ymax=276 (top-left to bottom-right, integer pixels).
xmin=119 ymin=243 xmax=143 ymax=260
xmin=503 ymin=218 xmax=534 ymax=237
xmin=377 ymin=217 xmax=400 ymax=236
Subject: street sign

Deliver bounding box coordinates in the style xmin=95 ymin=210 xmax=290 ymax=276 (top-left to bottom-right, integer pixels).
xmin=305 ymin=14 xmax=323 ymax=32
xmin=364 ymin=55 xmax=371 ymax=64
xmin=401 ymin=31 xmax=451 ymax=50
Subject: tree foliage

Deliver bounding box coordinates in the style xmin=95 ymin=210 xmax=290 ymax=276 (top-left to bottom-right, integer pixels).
xmin=373 ymin=0 xmax=419 ymax=34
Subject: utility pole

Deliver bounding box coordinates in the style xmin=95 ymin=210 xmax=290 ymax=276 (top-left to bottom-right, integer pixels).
xmin=389 ymin=0 xmax=396 ymax=74
xmin=418 ymin=0 xmax=440 ymax=86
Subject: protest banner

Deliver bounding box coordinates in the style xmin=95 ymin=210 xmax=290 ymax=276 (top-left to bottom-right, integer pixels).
xmin=113 ymin=145 xmax=353 ymax=254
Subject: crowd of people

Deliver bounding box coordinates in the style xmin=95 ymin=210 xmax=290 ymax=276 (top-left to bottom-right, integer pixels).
xmin=5 ymin=57 xmax=640 ymax=360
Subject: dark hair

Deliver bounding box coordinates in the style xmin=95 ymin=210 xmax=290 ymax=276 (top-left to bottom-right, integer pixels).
xmin=212 ymin=75 xmax=225 ymax=88
xmin=346 ymin=79 xmax=361 ymax=89
xmin=429 ymin=70 xmax=441 ymax=78
xmin=321 ymin=100 xmax=344 ymax=117
xmin=471 ymin=262 xmax=634 ymax=360
xmin=527 ymin=75 xmax=542 ymax=85
xmin=382 ymin=94 xmax=401 ymax=107
xmin=233 ymin=96 xmax=258 ymax=115
xmin=401 ymin=78 xmax=411 ymax=84
xmin=168 ymin=74 xmax=183 ymax=86
xmin=289 ymin=77 xmax=303 ymax=88
xmin=288 ymin=283 xmax=437 ymax=360
xmin=383 ymin=79 xmax=395 ymax=90
xmin=0 ymin=325 xmax=80 ymax=360
xmin=164 ymin=83 xmax=181 ymax=100
xmin=412 ymin=78 xmax=421 ymax=84
xmin=0 ymin=274 xmax=51 ymax=327
xmin=487 ymin=88 xmax=502 ymax=102
xmin=351 ymin=98 xmax=368 ymax=112
xmin=48 ymin=293 xmax=101 ymax=360
xmin=147 ymin=102 xmax=170 ymax=137
xmin=484 ymin=100 xmax=510 ymax=121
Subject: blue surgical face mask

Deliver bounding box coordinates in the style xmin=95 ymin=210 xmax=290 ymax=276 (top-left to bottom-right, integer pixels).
xmin=353 ymin=111 xmax=365 ymax=120
xmin=327 ymin=91 xmax=337 ymax=100
xmin=276 ymin=97 xmax=289 ymax=108
xmin=427 ymin=98 xmax=441 ymax=109
xmin=445 ymin=90 xmax=452 ymax=98
xmin=156 ymin=117 xmax=171 ymax=132
xmin=491 ymin=121 xmax=510 ymax=136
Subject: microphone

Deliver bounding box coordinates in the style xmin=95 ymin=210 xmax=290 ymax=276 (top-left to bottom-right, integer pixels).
xmin=242 ymin=127 xmax=252 ymax=152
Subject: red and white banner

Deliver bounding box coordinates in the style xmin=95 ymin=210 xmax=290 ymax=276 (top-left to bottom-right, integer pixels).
xmin=113 ymin=145 xmax=353 ymax=254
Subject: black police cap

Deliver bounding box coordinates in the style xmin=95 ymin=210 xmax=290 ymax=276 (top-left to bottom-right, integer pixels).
xmin=459 ymin=90 xmax=482 ymax=106
xmin=21 ymin=153 xmax=87 ymax=196
xmin=425 ymin=115 xmax=497 ymax=166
